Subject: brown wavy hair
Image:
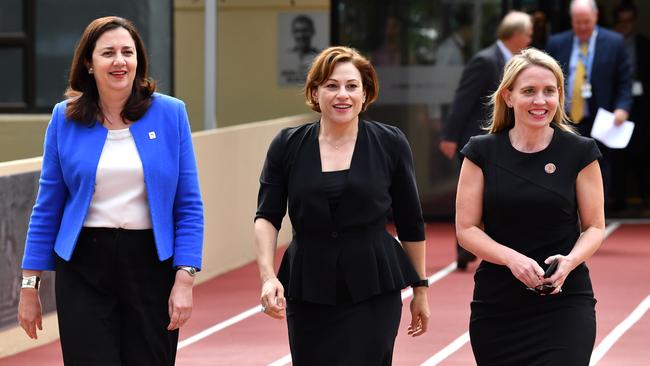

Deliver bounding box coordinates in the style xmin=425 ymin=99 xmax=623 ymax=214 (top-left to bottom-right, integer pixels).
xmin=64 ymin=16 xmax=156 ymax=124
xmin=304 ymin=46 xmax=379 ymax=113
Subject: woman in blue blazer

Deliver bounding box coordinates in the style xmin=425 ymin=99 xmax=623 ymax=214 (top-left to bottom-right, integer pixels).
xmin=254 ymin=46 xmax=430 ymax=365
xmin=17 ymin=17 xmax=203 ymax=365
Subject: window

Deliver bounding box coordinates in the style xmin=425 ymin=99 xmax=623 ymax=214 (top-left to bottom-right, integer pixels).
xmin=0 ymin=0 xmax=172 ymax=113
xmin=333 ymin=0 xmax=501 ymax=218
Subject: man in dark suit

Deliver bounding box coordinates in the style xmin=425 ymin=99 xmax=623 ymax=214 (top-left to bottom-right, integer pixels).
xmin=546 ymin=0 xmax=632 ymax=205
xmin=439 ymin=11 xmax=532 ymax=269
xmin=610 ymin=1 xmax=650 ymax=210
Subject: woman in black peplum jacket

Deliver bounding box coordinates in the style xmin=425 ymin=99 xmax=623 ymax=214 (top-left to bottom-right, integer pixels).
xmin=254 ymin=46 xmax=430 ymax=365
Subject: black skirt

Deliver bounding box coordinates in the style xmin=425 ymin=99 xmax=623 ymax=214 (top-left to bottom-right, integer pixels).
xmin=286 ymin=288 xmax=402 ymax=366
xmin=470 ymin=293 xmax=596 ymax=366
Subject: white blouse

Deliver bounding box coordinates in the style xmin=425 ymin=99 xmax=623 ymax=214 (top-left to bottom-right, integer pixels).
xmin=83 ymin=127 xmax=152 ymax=229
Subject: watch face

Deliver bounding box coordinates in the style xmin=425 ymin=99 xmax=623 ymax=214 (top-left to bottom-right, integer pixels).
xmin=22 ymin=276 xmax=39 ymax=289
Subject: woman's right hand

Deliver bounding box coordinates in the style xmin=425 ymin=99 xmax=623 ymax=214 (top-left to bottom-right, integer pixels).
xmin=506 ymin=252 xmax=545 ymax=289
xmin=260 ymin=277 xmax=286 ymax=319
xmin=18 ymin=289 xmax=43 ymax=339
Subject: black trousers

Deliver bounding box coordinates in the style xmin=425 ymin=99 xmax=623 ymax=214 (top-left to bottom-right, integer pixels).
xmin=611 ymin=99 xmax=650 ymax=207
xmin=55 ymin=227 xmax=178 ymax=366
xmin=286 ymin=288 xmax=402 ymax=366
xmin=576 ymin=118 xmax=611 ymax=201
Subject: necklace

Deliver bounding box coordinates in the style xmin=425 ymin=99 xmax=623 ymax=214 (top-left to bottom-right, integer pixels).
xmin=323 ymin=138 xmax=348 ymax=150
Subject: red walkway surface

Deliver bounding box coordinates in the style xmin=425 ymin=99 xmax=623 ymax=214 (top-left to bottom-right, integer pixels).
xmin=1 ymin=223 xmax=648 ymax=365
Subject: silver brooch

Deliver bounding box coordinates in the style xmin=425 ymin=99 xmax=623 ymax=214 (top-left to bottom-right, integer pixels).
xmin=544 ymin=163 xmax=556 ymax=174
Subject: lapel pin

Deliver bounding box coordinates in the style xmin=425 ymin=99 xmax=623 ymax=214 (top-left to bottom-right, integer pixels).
xmin=544 ymin=163 xmax=556 ymax=174
xmin=148 ymin=131 xmax=156 ymax=140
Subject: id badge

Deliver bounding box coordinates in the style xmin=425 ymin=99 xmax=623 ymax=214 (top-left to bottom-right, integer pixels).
xmin=581 ymin=83 xmax=592 ymax=99
xmin=632 ymin=80 xmax=644 ymax=97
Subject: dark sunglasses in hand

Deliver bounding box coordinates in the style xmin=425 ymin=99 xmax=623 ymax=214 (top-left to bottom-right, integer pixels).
xmin=526 ymin=259 xmax=559 ymax=295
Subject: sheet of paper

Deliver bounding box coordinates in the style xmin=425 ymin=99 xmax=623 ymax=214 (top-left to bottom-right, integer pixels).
xmin=590 ymin=108 xmax=635 ymax=149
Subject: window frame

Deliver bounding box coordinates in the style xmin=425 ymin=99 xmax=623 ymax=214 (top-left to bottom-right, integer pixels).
xmin=0 ymin=0 xmax=174 ymax=114
xmin=0 ymin=0 xmax=35 ymax=111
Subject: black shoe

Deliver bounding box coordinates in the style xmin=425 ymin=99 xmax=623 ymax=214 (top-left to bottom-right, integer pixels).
xmin=456 ymin=249 xmax=476 ymax=270
xmin=457 ymin=257 xmax=469 ymax=270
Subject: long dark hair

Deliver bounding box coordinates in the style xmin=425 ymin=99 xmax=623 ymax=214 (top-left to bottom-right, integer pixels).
xmin=65 ymin=16 xmax=156 ymax=124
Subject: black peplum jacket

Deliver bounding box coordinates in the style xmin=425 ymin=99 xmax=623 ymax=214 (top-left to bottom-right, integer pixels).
xmin=255 ymin=119 xmax=425 ymax=305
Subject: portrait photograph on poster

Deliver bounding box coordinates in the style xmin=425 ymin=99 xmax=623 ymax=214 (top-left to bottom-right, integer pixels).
xmin=277 ymin=11 xmax=329 ymax=86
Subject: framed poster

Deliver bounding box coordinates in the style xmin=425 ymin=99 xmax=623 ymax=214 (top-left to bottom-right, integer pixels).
xmin=278 ymin=12 xmax=329 ymax=86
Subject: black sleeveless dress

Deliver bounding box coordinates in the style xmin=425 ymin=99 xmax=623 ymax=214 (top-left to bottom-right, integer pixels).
xmin=460 ymin=127 xmax=601 ymax=366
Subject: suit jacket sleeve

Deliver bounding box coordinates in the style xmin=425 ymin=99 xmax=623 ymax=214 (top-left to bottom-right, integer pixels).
xmin=442 ymin=55 xmax=492 ymax=144
xmin=389 ymin=129 xmax=425 ymax=242
xmin=255 ymin=129 xmax=288 ymax=231
xmin=613 ymin=36 xmax=633 ymax=112
xmin=545 ymin=37 xmax=559 ymax=60
xmin=22 ymin=103 xmax=68 ymax=270
xmin=545 ymin=34 xmax=570 ymax=77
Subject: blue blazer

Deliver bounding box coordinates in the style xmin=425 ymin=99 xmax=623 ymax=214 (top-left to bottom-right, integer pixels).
xmin=546 ymin=28 xmax=632 ymax=120
xmin=22 ymin=93 xmax=204 ymax=271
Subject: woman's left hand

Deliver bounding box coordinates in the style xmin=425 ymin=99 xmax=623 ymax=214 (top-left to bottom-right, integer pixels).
xmin=543 ymin=255 xmax=575 ymax=295
xmin=167 ymin=270 xmax=194 ymax=331
xmin=407 ymin=288 xmax=430 ymax=337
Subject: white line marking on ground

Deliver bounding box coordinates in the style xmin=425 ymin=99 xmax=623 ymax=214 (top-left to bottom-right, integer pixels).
xmin=267 ymin=354 xmax=292 ymax=366
xmin=402 ymin=262 xmax=458 ymax=300
xmin=177 ymin=305 xmax=262 ymax=349
xmin=420 ymin=331 xmax=471 ymax=366
xmin=589 ymin=294 xmax=650 ymax=366
xmin=266 ymin=261 xmax=459 ymax=366
xmin=417 ymin=221 xmax=622 ymax=365
xmin=604 ymin=221 xmax=621 ymax=238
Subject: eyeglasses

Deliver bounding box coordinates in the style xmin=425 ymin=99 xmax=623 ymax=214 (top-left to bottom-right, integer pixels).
xmin=527 ymin=284 xmax=556 ymax=295
xmin=526 ymin=258 xmax=559 ymax=295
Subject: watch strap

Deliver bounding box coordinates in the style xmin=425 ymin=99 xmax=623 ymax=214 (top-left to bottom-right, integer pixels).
xmin=176 ymin=266 xmax=197 ymax=277
xmin=412 ymin=279 xmax=429 ymax=288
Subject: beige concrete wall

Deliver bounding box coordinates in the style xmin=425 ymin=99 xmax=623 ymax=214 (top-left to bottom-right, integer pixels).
xmin=193 ymin=113 xmax=312 ymax=279
xmin=0 ymin=115 xmax=50 ymax=163
xmin=0 ymin=112 xmax=312 ymax=356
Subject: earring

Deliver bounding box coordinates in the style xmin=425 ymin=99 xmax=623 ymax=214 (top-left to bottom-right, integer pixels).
xmin=88 ymin=68 xmax=94 ymax=74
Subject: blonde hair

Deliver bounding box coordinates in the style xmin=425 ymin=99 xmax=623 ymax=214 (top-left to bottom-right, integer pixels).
xmin=487 ymin=48 xmax=574 ymax=134
xmin=304 ymin=46 xmax=378 ymax=112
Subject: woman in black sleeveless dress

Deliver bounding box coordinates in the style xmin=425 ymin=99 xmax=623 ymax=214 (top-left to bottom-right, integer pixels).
xmin=456 ymin=48 xmax=605 ymax=365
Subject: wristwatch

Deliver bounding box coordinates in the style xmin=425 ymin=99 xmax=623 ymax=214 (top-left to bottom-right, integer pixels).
xmin=176 ymin=266 xmax=197 ymax=277
xmin=21 ymin=275 xmax=41 ymax=290
xmin=412 ymin=279 xmax=429 ymax=288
